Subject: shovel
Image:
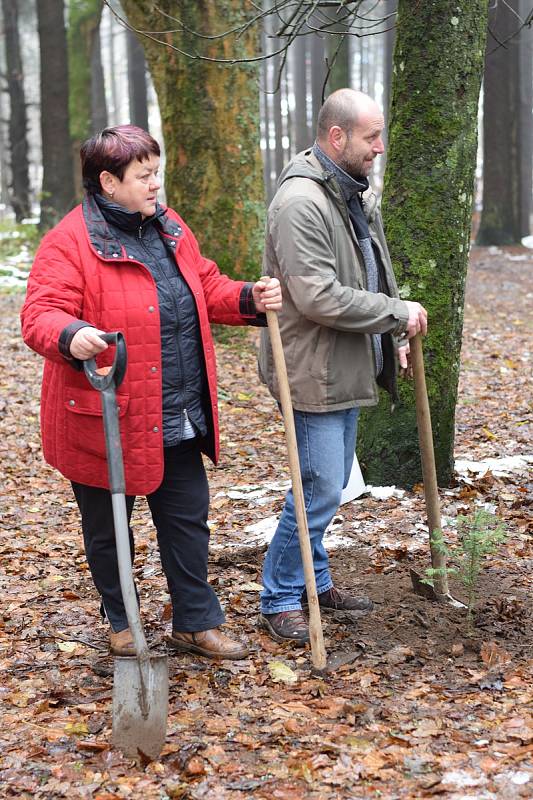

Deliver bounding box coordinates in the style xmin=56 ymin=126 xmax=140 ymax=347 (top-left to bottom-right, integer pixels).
xmin=266 ymin=311 xmax=327 ymax=671
xmin=409 ymin=334 xmax=465 ymax=608
xmin=83 ymin=332 xmax=169 ymax=759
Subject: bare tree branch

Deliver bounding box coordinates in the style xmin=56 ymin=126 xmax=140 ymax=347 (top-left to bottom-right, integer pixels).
xmin=486 ymin=1 xmax=533 ymax=54
xmin=102 ymin=0 xmax=396 ymax=67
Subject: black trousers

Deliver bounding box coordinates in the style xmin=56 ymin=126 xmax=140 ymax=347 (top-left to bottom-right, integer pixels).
xmin=72 ymin=439 xmax=225 ymax=633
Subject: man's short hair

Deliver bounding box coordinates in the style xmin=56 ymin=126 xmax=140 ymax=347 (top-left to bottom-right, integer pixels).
xmin=316 ymin=89 xmax=360 ymax=141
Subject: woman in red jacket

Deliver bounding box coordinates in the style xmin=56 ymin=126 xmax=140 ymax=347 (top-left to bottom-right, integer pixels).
xmin=21 ymin=125 xmax=281 ymax=660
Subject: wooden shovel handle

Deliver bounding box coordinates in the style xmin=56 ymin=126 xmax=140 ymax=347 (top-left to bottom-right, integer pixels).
xmin=266 ymin=310 xmax=327 ymax=669
xmin=410 ymin=334 xmax=449 ymax=595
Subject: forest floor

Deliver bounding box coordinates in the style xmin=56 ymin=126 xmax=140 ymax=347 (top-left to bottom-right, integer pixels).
xmin=0 ymin=245 xmax=531 ymax=800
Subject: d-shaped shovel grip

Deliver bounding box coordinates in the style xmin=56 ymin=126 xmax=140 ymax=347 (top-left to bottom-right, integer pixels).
xmin=83 ymin=332 xmax=127 ymax=495
xmin=83 ymin=331 xmax=127 ymax=391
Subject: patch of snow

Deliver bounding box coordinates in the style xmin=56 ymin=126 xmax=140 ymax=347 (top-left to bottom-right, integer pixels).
xmin=494 ymin=771 xmax=531 ymax=786
xmin=441 ymin=769 xmax=486 ymax=788
xmin=366 ymin=485 xmax=405 ymax=500
xmin=211 ymin=512 xmax=358 ymax=552
xmin=223 ymin=481 xmax=290 ymax=501
xmin=378 ymin=531 xmax=427 ymax=553
xmin=455 ymin=454 xmax=533 ymax=479
xmin=323 ymin=532 xmax=358 ymax=550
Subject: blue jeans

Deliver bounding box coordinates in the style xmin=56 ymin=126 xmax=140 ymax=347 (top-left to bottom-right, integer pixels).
xmin=260 ymin=407 xmax=360 ymax=614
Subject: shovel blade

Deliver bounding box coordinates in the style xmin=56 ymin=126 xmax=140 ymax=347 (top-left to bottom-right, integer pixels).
xmin=112 ymin=655 xmax=168 ymax=760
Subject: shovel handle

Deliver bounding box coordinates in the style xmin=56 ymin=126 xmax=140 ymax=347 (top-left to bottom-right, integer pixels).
xmin=83 ymin=333 xmax=127 ymax=496
xmin=411 ymin=334 xmax=448 ymax=596
xmin=83 ymin=333 xmax=152 ymax=669
xmin=83 ymin=332 xmax=127 ymax=392
xmin=267 ymin=310 xmax=327 ymax=670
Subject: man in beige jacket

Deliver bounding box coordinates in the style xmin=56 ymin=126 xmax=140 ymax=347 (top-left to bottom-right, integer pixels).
xmin=258 ymin=89 xmax=427 ymax=643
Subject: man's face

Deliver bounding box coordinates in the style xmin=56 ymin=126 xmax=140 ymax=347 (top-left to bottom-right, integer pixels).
xmin=337 ymin=108 xmax=385 ymax=180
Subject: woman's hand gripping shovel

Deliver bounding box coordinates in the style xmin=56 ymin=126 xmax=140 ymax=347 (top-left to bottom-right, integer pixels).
xmin=266 ymin=311 xmax=328 ymax=672
xmin=84 ymin=332 xmax=169 ymax=760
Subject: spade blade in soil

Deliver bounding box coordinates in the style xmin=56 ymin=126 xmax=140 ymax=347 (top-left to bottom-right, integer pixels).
xmin=112 ymin=654 xmax=168 ymax=760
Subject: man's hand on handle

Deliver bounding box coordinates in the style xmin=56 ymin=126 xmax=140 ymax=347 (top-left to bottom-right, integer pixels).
xmin=404 ymin=301 xmax=428 ymax=338
xmin=398 ymin=301 xmax=428 ymax=373
xmin=252 ymin=277 xmax=282 ymax=313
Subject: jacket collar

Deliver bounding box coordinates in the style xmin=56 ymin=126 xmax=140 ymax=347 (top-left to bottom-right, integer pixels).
xmin=279 ymin=149 xmax=378 ymax=222
xmin=94 ymin=192 xmax=166 ymax=233
xmin=312 ymin=142 xmax=369 ymax=202
xmin=82 ymin=193 xmax=183 ymax=260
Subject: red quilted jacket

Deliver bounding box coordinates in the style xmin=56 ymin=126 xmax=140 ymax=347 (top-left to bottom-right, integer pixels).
xmin=21 ymin=197 xmax=262 ymax=495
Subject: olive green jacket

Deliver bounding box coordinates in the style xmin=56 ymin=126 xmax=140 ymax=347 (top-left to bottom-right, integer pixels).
xmin=258 ymin=150 xmax=409 ymax=411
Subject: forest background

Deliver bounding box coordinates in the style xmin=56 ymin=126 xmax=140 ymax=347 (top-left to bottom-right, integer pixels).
xmin=0 ymin=2 xmax=532 ymax=799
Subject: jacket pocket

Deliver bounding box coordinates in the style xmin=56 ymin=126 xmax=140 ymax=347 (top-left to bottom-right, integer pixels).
xmin=64 ymin=386 xmax=129 ymax=460
xmin=309 ymin=326 xmax=334 ymax=382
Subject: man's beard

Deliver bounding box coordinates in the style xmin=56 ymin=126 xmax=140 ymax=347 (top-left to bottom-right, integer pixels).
xmin=337 ymin=152 xmax=369 ymax=181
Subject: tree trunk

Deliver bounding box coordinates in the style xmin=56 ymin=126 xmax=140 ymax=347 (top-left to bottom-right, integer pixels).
xmin=38 ymin=0 xmax=75 ymax=229
xmin=518 ymin=0 xmax=532 ymax=237
xmin=476 ymin=0 xmax=532 ymax=244
xmin=378 ymin=0 xmax=398 ymax=185
xmin=271 ymin=49 xmax=285 ymax=182
xmin=382 ymin=0 xmax=398 ymax=137
xmin=291 ymin=34 xmax=309 ymax=153
xmin=310 ymin=32 xmax=327 ymax=131
xmin=358 ymin=0 xmax=488 ymax=488
xmin=121 ymin=0 xmax=264 ymax=280
xmin=1 ymin=0 xmax=31 ymax=221
xmin=68 ymin=0 xmax=105 ymax=199
xmin=127 ymin=28 xmax=149 ymax=131
xmin=326 ymin=26 xmax=351 ymax=93
xmin=90 ymin=24 xmax=108 ymax=133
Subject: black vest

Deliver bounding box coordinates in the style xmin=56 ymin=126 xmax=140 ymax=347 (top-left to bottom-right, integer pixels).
xmin=96 ymin=195 xmax=207 ymax=446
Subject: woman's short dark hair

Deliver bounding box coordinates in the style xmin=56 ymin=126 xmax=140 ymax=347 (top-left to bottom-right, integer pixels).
xmin=80 ymin=125 xmax=160 ymax=194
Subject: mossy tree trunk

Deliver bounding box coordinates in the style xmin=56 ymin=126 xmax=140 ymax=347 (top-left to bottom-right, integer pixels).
xmin=121 ymin=0 xmax=264 ymax=280
xmin=68 ymin=0 xmax=104 ymax=199
xmin=358 ymin=0 xmax=488 ymax=488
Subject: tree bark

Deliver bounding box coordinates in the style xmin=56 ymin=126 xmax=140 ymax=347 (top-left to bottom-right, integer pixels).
xmin=68 ymin=0 xmax=105 ymax=199
xmin=91 ymin=24 xmax=108 ymax=134
xmin=326 ymin=25 xmax=351 ymax=93
xmin=476 ymin=0 xmax=532 ymax=244
xmin=291 ymin=34 xmax=309 ymax=153
xmin=1 ymin=0 xmax=31 ymax=221
xmin=310 ymin=32 xmax=327 ymax=131
xmin=121 ymin=0 xmax=264 ymax=280
xmin=358 ymin=0 xmax=489 ymax=488
xmin=382 ymin=0 xmax=398 ymax=138
xmin=127 ymin=28 xmax=149 ymax=131
xmin=38 ymin=0 xmax=75 ymax=229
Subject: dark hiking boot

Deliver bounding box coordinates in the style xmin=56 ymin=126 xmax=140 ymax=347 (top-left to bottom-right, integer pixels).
xmin=259 ymin=610 xmax=310 ymax=644
xmin=303 ymin=587 xmax=374 ymax=614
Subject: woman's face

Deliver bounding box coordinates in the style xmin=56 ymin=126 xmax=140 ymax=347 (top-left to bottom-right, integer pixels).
xmin=102 ymin=154 xmax=161 ymax=218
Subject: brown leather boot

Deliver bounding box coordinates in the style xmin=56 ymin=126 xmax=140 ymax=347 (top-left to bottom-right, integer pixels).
xmin=109 ymin=627 xmax=135 ymax=657
xmin=167 ymin=627 xmax=250 ymax=660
